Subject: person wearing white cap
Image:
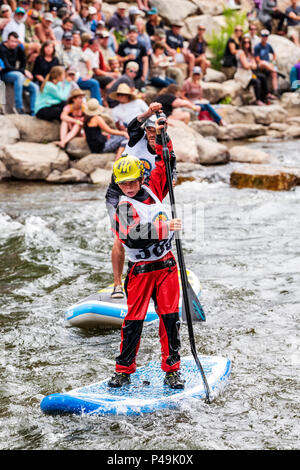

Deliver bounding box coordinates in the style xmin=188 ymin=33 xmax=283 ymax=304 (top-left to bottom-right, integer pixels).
xmin=0 ymin=4 xmax=12 ymax=35
xmin=254 ymin=29 xmax=279 ymax=98
xmin=34 ymin=12 xmax=56 ymax=43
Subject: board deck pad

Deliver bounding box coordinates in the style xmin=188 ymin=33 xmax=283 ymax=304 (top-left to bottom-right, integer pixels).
xmin=65 ymin=269 xmax=203 ymax=329
xmin=40 ymin=356 xmax=231 ymax=416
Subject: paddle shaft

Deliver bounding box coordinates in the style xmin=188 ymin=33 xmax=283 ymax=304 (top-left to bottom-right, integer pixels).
xmin=157 ymin=115 xmax=211 ymax=404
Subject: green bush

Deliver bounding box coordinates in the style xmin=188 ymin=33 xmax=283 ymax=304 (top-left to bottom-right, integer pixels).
xmin=207 ymin=8 xmax=248 ymax=70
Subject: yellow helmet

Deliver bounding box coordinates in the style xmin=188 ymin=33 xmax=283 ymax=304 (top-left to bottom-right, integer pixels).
xmin=113 ymin=154 xmax=144 ymax=184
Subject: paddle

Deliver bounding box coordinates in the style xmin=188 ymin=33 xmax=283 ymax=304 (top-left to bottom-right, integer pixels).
xmin=156 ymin=112 xmax=211 ymax=404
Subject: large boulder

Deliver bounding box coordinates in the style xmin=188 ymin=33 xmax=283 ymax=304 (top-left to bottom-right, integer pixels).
xmin=197 ymin=139 xmax=229 ymax=165
xmin=218 ymin=123 xmax=266 ymax=140
xmin=0 ymin=160 xmax=10 ymax=180
xmin=268 ymin=34 xmax=300 ymax=80
xmin=7 ymin=115 xmax=60 ymax=143
xmin=229 ymin=145 xmax=274 ymax=164
xmin=1 ymin=142 xmax=69 ymax=180
xmin=73 ymin=153 xmax=115 ymax=175
xmin=189 ymin=120 xmax=220 ymax=138
xmin=201 ymin=81 xmax=227 ymax=103
xmin=190 ymin=0 xmax=224 ymax=16
xmin=149 ymin=0 xmax=198 ymax=26
xmin=167 ymin=120 xmax=201 ymax=163
xmin=183 ymin=14 xmax=226 ymax=40
xmin=90 ymin=168 xmax=113 ymax=185
xmin=0 ymin=116 xmax=20 ymax=148
xmin=216 ymin=105 xmax=256 ymax=124
xmin=65 ymin=137 xmax=91 ymax=159
xmin=280 ymin=92 xmax=300 ymax=117
xmin=230 ymin=165 xmax=299 ymax=191
xmin=46 ymin=168 xmax=89 ymax=183
xmin=243 ymin=104 xmax=288 ymax=125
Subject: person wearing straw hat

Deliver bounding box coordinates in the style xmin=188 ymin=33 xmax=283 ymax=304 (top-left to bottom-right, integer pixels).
xmin=109 ymin=83 xmax=148 ymax=130
xmin=56 ymin=89 xmax=86 ymax=149
xmin=83 ymin=98 xmax=129 ymax=158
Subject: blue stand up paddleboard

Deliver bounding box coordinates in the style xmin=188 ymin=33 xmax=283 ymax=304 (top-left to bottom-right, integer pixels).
xmin=40 ymin=356 xmax=231 ymax=416
xmin=64 ymin=269 xmax=202 ymax=329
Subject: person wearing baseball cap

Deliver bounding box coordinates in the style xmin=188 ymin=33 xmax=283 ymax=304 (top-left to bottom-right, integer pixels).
xmin=165 ymin=22 xmax=195 ymax=76
xmin=107 ymin=2 xmax=130 ymax=33
xmin=0 ymin=4 xmax=12 ymax=33
xmin=2 ymin=6 xmax=26 ymax=43
xmin=254 ymin=28 xmax=280 ymax=98
xmin=35 ymin=11 xmax=56 ymax=42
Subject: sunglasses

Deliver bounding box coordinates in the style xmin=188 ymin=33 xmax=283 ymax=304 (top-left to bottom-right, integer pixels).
xmin=128 ymin=69 xmax=137 ymax=73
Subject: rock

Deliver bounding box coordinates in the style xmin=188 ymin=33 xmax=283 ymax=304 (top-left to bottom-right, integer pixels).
xmin=204 ymin=68 xmax=226 ymax=83
xmin=280 ymin=92 xmax=300 ymax=117
xmin=191 ymin=0 xmax=224 ymax=16
xmin=218 ymin=123 xmax=266 ymax=140
xmin=90 ymin=168 xmax=112 ymax=185
xmin=268 ymin=34 xmax=300 ymax=80
xmin=222 ymin=80 xmax=244 ymax=106
xmin=201 ymin=81 xmax=226 ymax=103
xmin=229 ymin=145 xmax=274 ymax=164
xmin=0 ymin=160 xmax=10 ymax=180
xmin=46 ymin=168 xmax=89 ymax=183
xmin=7 ymin=115 xmax=60 ymax=142
xmin=65 ymin=137 xmax=91 ymax=159
xmin=176 ymin=162 xmax=202 ymax=173
xmin=167 ymin=120 xmax=201 ymax=163
xmin=73 ymin=153 xmax=115 ymax=175
xmin=189 ymin=120 xmax=220 ymax=138
xmin=243 ymin=104 xmax=288 ymax=125
xmin=149 ymin=0 xmax=197 ymax=26
xmin=230 ymin=165 xmax=298 ymax=191
xmin=0 ymin=116 xmax=20 ymax=147
xmin=197 ymin=139 xmax=229 ymax=165
xmin=284 ymin=126 xmax=300 ymax=138
xmin=216 ymin=105 xmax=256 ymax=124
xmin=287 ymin=116 xmax=300 ymax=126
xmin=269 ymin=122 xmax=288 ymax=132
xmin=1 ymin=142 xmax=69 ymax=180
xmin=183 ymin=14 xmax=226 ymax=40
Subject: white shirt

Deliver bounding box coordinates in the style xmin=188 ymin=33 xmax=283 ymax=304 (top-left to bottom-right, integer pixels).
xmin=112 ymin=99 xmax=148 ymax=127
xmin=2 ymin=18 xmax=25 ymax=43
xmin=83 ymin=48 xmax=99 ymax=70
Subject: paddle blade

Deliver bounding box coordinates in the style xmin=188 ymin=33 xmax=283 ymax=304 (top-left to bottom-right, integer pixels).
xmin=182 ymin=282 xmax=206 ymax=322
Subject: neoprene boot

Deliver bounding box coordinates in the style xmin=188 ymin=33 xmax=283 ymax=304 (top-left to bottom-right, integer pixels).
xmin=108 ymin=372 xmax=131 ymax=388
xmin=164 ymin=371 xmax=185 ymax=389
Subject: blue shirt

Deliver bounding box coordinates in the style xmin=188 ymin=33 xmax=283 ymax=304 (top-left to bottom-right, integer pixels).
xmin=254 ymin=42 xmax=274 ymax=62
xmin=286 ymin=6 xmax=300 ymax=26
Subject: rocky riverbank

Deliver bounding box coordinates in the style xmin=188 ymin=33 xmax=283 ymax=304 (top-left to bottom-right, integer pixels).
xmin=1 ymin=91 xmax=299 ymax=191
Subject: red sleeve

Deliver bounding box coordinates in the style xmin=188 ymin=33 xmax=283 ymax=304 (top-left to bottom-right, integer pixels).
xmin=98 ymin=50 xmax=106 ymax=71
xmin=147 ymin=137 xmax=173 ymax=202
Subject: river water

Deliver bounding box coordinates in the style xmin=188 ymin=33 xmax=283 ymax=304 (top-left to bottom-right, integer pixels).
xmin=0 ymin=139 xmax=299 ymax=451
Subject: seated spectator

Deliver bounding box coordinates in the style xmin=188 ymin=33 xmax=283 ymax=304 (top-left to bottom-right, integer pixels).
xmin=135 ymin=17 xmax=152 ymax=55
xmin=137 ymin=0 xmax=150 ymax=12
xmin=97 ymin=30 xmax=116 ymax=64
xmin=235 ymin=36 xmax=268 ymax=105
xmin=25 ymin=42 xmax=40 ymax=75
xmin=106 ymin=61 xmax=139 ymax=108
xmin=35 ymin=65 xmax=71 ymax=120
xmin=107 ymin=2 xmax=130 ymax=34
xmin=24 ymin=9 xmax=40 ymax=54
xmin=32 ymin=40 xmax=59 ymax=86
xmin=117 ymin=24 xmax=149 ymax=90
xmin=90 ymin=0 xmax=106 ymax=23
xmin=290 ymin=61 xmax=300 ymax=90
xmin=165 ymin=22 xmax=195 ymax=76
xmin=83 ymin=97 xmax=129 ymax=159
xmin=148 ymin=42 xmax=177 ymax=88
xmin=254 ymin=29 xmax=279 ymax=98
xmin=0 ymin=31 xmax=39 ymax=115
xmin=34 ymin=12 xmax=56 ymax=43
xmin=156 ymin=83 xmax=201 ymax=124
xmin=246 ymin=22 xmax=260 ymax=53
xmin=222 ymin=25 xmax=243 ymax=79
xmin=86 ymin=6 xmax=98 ymax=33
xmin=53 ymin=15 xmax=74 ymax=42
xmin=65 ymin=65 xmax=81 ymax=92
xmin=258 ymin=0 xmax=285 ymax=33
xmin=72 ymin=30 xmax=82 ymax=48
xmin=107 ymin=56 xmax=122 ymax=75
xmin=188 ymin=25 xmax=211 ymax=76
xmin=56 ymin=88 xmax=86 ymax=149
xmin=56 ymin=31 xmax=103 ymax=104
xmin=128 ymin=5 xmax=144 ymax=26
xmin=72 ymin=4 xmax=91 ymax=35
xmin=286 ymin=0 xmax=300 ymax=47
xmin=32 ymin=0 xmax=47 ymax=15
xmin=0 ymin=5 xmax=12 ymax=35
xmin=145 ymin=7 xmax=164 ymax=39
xmin=181 ymin=66 xmax=224 ymax=124
xmin=109 ymin=83 xmax=148 ymax=129
xmin=2 ymin=6 xmax=26 ymax=43
xmin=83 ymin=37 xmax=116 ymax=103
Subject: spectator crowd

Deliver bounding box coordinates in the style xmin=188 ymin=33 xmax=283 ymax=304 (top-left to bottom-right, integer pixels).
xmin=0 ymin=0 xmax=299 ymax=155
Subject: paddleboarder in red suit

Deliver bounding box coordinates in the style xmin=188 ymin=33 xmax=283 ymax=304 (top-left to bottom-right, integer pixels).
xmin=108 ymin=117 xmax=185 ymax=390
